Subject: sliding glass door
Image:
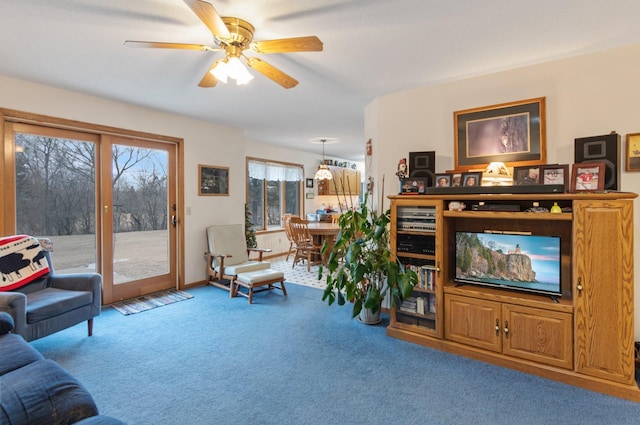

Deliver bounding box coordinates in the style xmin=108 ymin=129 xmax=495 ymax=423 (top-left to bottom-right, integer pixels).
xmin=5 ymin=122 xmax=177 ymax=304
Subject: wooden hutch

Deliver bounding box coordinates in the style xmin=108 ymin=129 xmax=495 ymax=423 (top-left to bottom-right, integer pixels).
xmin=387 ymin=190 xmax=639 ymax=401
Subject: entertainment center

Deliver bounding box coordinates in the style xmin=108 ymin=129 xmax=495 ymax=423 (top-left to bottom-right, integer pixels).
xmin=387 ymin=191 xmax=639 ymax=401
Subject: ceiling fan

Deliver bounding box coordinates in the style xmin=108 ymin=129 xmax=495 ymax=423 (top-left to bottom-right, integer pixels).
xmin=124 ymin=0 xmax=323 ymax=89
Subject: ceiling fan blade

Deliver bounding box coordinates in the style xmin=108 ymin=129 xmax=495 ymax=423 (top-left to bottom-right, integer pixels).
xmin=251 ymin=36 xmax=323 ymax=54
xmin=183 ymin=0 xmax=231 ymax=39
xmin=198 ymin=62 xmax=219 ymax=87
xmin=124 ymin=41 xmax=217 ymax=51
xmin=245 ymin=57 xmax=298 ymax=89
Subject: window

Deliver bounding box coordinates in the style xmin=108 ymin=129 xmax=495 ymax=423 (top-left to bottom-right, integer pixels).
xmin=247 ymin=158 xmax=303 ymax=231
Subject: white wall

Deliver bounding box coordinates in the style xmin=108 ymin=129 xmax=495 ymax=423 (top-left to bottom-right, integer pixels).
xmin=365 ymin=42 xmax=640 ymax=338
xmin=0 ymin=75 xmax=247 ymax=287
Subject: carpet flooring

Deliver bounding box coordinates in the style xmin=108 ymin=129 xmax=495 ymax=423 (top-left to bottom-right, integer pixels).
xmin=111 ymin=289 xmax=194 ymax=315
xmin=30 ymin=284 xmax=640 ymax=425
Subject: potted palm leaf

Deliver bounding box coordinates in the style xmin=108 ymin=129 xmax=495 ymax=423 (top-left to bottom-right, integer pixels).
xmin=319 ymin=193 xmax=418 ymax=323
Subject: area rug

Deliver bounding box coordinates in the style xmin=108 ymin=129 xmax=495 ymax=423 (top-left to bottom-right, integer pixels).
xmin=111 ymin=289 xmax=194 ymax=315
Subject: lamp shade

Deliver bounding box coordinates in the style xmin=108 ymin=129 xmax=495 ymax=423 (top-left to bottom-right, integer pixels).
xmin=314 ymin=164 xmax=333 ymax=180
xmin=210 ymin=56 xmax=254 ymax=85
xmin=482 ymin=162 xmax=512 ymax=186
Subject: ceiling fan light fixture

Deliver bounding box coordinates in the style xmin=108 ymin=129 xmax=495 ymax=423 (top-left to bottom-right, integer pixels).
xmin=210 ymin=60 xmax=229 ymax=84
xmin=227 ymin=56 xmax=254 ymax=85
xmin=210 ymin=56 xmax=254 ymax=85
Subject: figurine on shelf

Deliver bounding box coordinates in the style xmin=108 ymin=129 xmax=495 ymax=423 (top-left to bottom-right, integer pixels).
xmin=448 ymin=201 xmax=466 ymax=211
xmin=396 ymin=158 xmax=408 ymax=179
xmin=396 ymin=158 xmax=408 ymax=194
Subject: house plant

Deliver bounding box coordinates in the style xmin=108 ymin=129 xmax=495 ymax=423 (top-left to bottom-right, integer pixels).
xmin=319 ymin=193 xmax=418 ymax=323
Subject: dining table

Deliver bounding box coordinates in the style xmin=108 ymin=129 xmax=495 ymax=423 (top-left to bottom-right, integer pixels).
xmin=305 ymin=221 xmax=340 ymax=265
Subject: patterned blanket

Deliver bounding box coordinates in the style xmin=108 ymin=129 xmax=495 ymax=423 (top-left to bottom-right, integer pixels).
xmin=0 ymin=235 xmax=50 ymax=291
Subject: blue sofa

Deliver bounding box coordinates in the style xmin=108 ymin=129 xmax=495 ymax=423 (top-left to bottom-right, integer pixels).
xmin=0 ymin=312 xmax=125 ymax=425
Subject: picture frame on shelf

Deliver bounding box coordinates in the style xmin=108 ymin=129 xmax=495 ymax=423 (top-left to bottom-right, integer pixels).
xmin=198 ymin=164 xmax=229 ymax=196
xmin=626 ymin=133 xmax=640 ymax=172
xmin=451 ymin=173 xmax=462 ymax=187
xmin=305 ymin=178 xmax=314 ymax=188
xmin=540 ymin=164 xmax=569 ymax=191
xmin=434 ymin=173 xmax=451 ymax=187
xmin=454 ymin=97 xmax=546 ymax=171
xmin=401 ymin=178 xmax=427 ymax=194
xmin=570 ymin=162 xmax=605 ymax=192
xmin=461 ymin=172 xmax=481 ymax=187
xmin=513 ymin=165 xmax=540 ymax=185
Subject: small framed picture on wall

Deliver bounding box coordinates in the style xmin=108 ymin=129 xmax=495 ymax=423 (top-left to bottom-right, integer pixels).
xmin=198 ymin=164 xmax=229 ymax=196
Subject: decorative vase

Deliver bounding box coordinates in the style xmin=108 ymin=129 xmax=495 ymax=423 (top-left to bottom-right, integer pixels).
xmin=358 ymin=307 xmax=382 ymax=325
xmin=550 ymin=202 xmax=562 ymax=214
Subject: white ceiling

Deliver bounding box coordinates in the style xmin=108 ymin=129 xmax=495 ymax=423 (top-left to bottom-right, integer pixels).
xmin=2 ymin=0 xmax=640 ymax=161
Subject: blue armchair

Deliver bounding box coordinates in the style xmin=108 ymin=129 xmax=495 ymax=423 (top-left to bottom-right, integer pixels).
xmin=0 ymin=236 xmax=102 ymax=342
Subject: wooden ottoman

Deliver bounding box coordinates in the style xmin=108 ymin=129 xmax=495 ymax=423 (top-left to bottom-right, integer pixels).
xmin=232 ymin=269 xmax=287 ymax=304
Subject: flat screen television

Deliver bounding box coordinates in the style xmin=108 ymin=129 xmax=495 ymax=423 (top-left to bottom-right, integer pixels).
xmin=455 ymin=231 xmax=562 ymax=297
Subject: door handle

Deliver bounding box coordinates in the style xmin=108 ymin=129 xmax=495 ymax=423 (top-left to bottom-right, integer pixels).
xmin=171 ymin=215 xmax=177 ymax=227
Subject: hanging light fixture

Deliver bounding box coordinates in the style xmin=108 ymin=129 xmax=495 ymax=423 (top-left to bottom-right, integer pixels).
xmin=210 ymin=46 xmax=254 ymax=86
xmin=311 ymin=138 xmax=339 ymax=180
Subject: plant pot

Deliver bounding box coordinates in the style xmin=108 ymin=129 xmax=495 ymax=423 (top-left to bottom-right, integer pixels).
xmin=358 ymin=307 xmax=381 ymax=325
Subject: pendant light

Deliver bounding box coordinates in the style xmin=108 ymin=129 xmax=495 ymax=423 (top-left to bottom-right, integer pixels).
xmin=312 ymin=138 xmax=339 ymax=180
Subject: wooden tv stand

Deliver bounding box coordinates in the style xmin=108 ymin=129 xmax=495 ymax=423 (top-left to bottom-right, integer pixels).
xmin=387 ymin=192 xmax=639 ymax=401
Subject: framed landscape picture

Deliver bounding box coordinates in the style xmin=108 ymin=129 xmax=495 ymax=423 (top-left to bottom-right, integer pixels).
xmin=198 ymin=164 xmax=229 ymax=196
xmin=570 ymin=162 xmax=605 ymax=192
xmin=454 ymin=97 xmax=546 ymax=170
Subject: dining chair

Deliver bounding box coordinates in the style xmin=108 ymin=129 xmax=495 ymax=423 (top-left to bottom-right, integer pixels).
xmin=281 ymin=214 xmax=296 ymax=261
xmin=288 ymin=217 xmax=323 ymax=272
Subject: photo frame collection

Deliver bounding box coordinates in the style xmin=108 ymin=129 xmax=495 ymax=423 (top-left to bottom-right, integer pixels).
xmin=402 ymin=97 xmax=639 ymax=195
xmin=425 ymin=161 xmax=608 ymax=193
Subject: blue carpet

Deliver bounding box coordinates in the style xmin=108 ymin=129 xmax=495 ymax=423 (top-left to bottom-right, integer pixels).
xmin=31 ymin=284 xmax=640 ymax=425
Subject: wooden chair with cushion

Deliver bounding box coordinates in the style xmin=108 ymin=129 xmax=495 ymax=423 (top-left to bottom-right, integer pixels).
xmin=281 ymin=214 xmax=297 ymax=261
xmin=288 ymin=217 xmax=323 ymax=272
xmin=205 ymin=224 xmax=286 ymax=303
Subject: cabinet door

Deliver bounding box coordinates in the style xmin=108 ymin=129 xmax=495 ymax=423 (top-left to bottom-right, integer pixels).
xmin=445 ymin=294 xmax=501 ymax=352
xmin=573 ymin=200 xmax=635 ymax=384
xmin=330 ymin=168 xmax=343 ymax=195
xmin=502 ymin=304 xmax=573 ymax=369
xmin=344 ymin=169 xmax=361 ymax=195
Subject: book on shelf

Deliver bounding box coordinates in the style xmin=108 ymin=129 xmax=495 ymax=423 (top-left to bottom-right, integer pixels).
xmin=416 ymin=297 xmax=425 ymax=315
xmin=405 ymin=263 xmax=437 ymax=291
xmin=428 ymin=296 xmax=436 ymax=314
xmin=399 ymin=296 xmax=433 ymax=315
xmin=399 ymin=297 xmax=418 ymax=313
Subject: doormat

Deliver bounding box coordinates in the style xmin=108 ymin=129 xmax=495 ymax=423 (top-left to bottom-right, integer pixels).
xmin=111 ymin=289 xmax=194 ymax=315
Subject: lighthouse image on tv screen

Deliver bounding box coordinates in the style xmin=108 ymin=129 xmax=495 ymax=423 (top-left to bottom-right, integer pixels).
xmin=455 ymin=231 xmax=561 ymax=296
